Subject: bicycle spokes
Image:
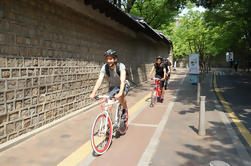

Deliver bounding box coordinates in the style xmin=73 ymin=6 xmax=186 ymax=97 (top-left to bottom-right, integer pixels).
xmin=91 ymin=114 xmax=112 ymax=154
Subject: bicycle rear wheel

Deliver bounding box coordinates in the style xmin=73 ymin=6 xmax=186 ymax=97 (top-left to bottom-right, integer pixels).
xmin=118 ymin=107 xmax=128 ymax=135
xmin=91 ymin=113 xmax=112 ymax=155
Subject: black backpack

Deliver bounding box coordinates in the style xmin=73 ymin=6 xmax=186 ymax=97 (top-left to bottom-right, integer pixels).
xmin=105 ymin=62 xmax=120 ymax=77
xmin=105 ymin=62 xmax=130 ymax=95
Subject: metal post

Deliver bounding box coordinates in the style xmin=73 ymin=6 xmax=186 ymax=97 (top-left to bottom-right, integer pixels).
xmin=197 ymin=82 xmax=200 ymax=105
xmin=209 ymin=160 xmax=230 ymax=166
xmin=198 ymin=96 xmax=206 ymax=136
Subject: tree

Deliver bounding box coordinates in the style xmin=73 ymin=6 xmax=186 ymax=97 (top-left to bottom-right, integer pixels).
xmin=129 ymin=0 xmax=187 ymax=29
xmin=201 ymin=0 xmax=251 ymax=68
xmin=164 ymin=4 xmax=222 ymax=70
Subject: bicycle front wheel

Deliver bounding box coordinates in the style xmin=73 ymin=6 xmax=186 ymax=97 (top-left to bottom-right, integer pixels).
xmin=150 ymin=87 xmax=157 ymax=106
xmin=91 ymin=113 xmax=113 ymax=155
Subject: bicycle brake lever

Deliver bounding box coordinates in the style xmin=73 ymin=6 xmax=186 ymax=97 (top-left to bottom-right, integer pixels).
xmin=94 ymin=96 xmax=99 ymax=100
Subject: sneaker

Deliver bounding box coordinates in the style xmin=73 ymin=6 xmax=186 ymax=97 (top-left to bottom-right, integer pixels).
xmin=157 ymin=96 xmax=160 ymax=102
xmin=160 ymin=97 xmax=164 ymax=103
xmin=121 ymin=109 xmax=127 ymax=119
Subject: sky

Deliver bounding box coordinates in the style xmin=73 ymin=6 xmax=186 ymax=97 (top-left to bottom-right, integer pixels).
xmin=179 ymin=6 xmax=206 ymax=16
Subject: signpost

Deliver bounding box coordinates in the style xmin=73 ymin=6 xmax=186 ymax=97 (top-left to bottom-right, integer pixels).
xmin=226 ymin=52 xmax=234 ymax=62
xmin=189 ymin=54 xmax=199 ymax=84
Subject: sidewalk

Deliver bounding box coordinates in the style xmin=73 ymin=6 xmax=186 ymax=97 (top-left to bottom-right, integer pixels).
xmin=150 ymin=71 xmax=251 ymax=166
xmin=0 ymin=77 xmax=152 ymax=166
xmin=0 ymin=69 xmax=250 ymax=166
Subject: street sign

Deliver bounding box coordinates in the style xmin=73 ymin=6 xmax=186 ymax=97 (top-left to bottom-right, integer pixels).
xmin=189 ymin=54 xmax=199 ymax=84
xmin=189 ymin=54 xmax=199 ymax=74
xmin=226 ymin=52 xmax=234 ymax=62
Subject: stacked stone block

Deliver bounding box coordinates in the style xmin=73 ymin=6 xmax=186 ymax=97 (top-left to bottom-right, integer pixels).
xmin=0 ymin=0 xmax=171 ymax=144
xmin=0 ymin=56 xmax=108 ymax=143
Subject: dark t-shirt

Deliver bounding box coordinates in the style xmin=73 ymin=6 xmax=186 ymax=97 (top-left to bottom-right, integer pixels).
xmin=163 ymin=62 xmax=169 ymax=72
xmin=154 ymin=63 xmax=165 ymax=78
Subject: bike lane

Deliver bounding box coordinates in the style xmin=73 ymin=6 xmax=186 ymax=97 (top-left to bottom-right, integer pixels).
xmin=82 ymin=70 xmax=187 ymax=166
xmin=0 ymin=69 xmax=186 ymax=166
xmin=0 ymin=81 xmax=151 ymax=165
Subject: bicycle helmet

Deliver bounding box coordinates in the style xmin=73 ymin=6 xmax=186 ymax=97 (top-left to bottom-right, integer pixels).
xmin=156 ymin=56 xmax=163 ymax=60
xmin=104 ymin=49 xmax=118 ymax=58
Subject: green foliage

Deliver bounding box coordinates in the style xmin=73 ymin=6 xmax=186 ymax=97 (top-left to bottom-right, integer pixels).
xmin=117 ymin=0 xmax=250 ymax=64
xmin=129 ymin=0 xmax=187 ymax=29
xmin=203 ymin=0 xmax=251 ymax=52
xmin=164 ymin=9 xmax=213 ymax=60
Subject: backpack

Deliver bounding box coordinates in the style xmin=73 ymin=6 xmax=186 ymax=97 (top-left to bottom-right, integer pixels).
xmin=104 ymin=62 xmax=131 ymax=95
xmin=105 ymin=62 xmax=120 ymax=77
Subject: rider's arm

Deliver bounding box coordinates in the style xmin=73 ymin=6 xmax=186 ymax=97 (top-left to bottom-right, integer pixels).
xmin=163 ymin=68 xmax=166 ymax=80
xmin=90 ymin=73 xmax=105 ymax=98
xmin=169 ymin=63 xmax=172 ymax=73
xmin=148 ymin=65 xmax=155 ymax=79
xmin=118 ymin=69 xmax=126 ymax=95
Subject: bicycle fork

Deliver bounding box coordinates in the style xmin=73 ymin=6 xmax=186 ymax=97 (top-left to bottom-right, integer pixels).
xmin=98 ymin=111 xmax=109 ymax=136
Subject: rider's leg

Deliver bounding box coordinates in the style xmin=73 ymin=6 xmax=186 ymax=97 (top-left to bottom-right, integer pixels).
xmin=161 ymin=87 xmax=165 ymax=98
xmin=160 ymin=80 xmax=165 ymax=100
xmin=118 ymin=94 xmax=127 ymax=119
xmin=118 ymin=94 xmax=127 ymax=110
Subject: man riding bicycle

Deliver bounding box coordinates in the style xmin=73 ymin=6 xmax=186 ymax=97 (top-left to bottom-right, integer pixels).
xmin=148 ymin=56 xmax=167 ymax=102
xmin=90 ymin=49 xmax=128 ymax=119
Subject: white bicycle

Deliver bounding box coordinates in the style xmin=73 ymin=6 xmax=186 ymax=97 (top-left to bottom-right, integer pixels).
xmin=91 ymin=95 xmax=128 ymax=155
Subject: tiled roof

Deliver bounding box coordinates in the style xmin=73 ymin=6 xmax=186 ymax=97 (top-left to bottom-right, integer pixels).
xmin=84 ymin=0 xmax=172 ymax=46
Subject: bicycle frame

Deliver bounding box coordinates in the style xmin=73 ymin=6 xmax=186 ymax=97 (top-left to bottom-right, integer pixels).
xmin=152 ymin=78 xmax=161 ymax=105
xmin=91 ymin=95 xmax=128 ymax=155
xmin=96 ymin=96 xmax=120 ymax=135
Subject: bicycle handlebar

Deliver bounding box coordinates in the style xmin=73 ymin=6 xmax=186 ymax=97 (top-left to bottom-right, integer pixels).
xmin=94 ymin=95 xmax=115 ymax=100
xmin=151 ymin=77 xmax=161 ymax=81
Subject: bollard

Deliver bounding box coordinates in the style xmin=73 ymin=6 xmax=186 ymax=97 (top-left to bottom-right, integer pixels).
xmin=197 ymin=82 xmax=200 ymax=105
xmin=209 ymin=160 xmax=230 ymax=166
xmin=198 ymin=96 xmax=206 ymax=136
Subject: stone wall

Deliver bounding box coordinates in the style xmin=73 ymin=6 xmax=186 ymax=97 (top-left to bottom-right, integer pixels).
xmin=0 ymin=0 xmax=172 ymax=144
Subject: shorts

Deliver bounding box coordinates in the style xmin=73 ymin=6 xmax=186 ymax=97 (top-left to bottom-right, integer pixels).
xmin=108 ymin=85 xmax=129 ymax=98
xmin=155 ymin=75 xmax=164 ymax=87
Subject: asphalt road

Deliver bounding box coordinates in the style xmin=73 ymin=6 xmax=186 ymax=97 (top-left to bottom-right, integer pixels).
xmin=215 ymin=70 xmax=251 ymax=145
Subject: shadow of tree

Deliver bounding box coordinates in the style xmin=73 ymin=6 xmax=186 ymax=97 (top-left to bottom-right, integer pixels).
xmin=151 ymin=72 xmax=251 ymax=166
xmin=177 ymin=121 xmax=248 ymax=166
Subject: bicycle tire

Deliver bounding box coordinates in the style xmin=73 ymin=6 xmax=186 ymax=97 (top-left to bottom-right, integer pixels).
xmin=91 ymin=113 xmax=112 ymax=155
xmin=150 ymin=87 xmax=157 ymax=106
xmin=119 ymin=108 xmax=128 ymax=135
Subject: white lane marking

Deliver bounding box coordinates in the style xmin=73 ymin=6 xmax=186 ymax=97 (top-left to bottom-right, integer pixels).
xmin=78 ymin=99 xmax=149 ymax=166
xmin=130 ymin=123 xmax=158 ymax=128
xmin=137 ymin=75 xmax=186 ymax=166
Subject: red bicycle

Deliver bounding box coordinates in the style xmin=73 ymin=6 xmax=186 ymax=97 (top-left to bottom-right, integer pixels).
xmin=150 ymin=77 xmax=162 ymax=107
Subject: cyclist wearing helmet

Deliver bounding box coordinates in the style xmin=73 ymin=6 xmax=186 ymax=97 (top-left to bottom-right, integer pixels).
xmin=166 ymin=58 xmax=172 ymax=85
xmin=163 ymin=57 xmax=171 ymax=90
xmin=148 ymin=56 xmax=167 ymax=102
xmin=90 ymin=49 xmax=128 ymax=119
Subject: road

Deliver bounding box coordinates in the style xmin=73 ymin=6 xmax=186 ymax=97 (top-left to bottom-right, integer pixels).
xmin=1 ymin=69 xmax=251 ymax=166
xmin=215 ymin=69 xmax=251 ymax=151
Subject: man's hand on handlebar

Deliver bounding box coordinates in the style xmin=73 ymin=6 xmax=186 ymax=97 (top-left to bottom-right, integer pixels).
xmin=89 ymin=92 xmax=96 ymax=99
